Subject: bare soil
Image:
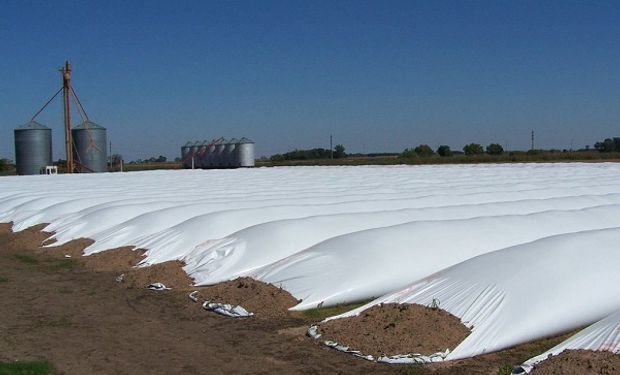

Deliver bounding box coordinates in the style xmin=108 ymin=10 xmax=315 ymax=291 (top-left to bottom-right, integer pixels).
xmin=317 ymin=303 xmax=471 ymax=357
xmin=0 ymin=223 xmax=603 ymax=374
xmin=192 ymin=277 xmax=300 ymax=319
xmin=530 ymin=350 xmax=620 ymax=375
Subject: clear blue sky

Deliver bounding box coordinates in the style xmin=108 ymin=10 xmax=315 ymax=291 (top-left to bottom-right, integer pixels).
xmin=1 ymin=0 xmax=619 ymax=161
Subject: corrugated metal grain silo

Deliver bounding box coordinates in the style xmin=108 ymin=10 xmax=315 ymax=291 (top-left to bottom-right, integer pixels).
xmin=214 ymin=138 xmax=227 ymax=167
xmin=72 ymin=120 xmax=107 ymax=173
xmin=181 ymin=141 xmax=194 ymax=168
xmin=197 ymin=140 xmax=210 ymax=168
xmin=236 ymin=137 xmax=255 ymax=167
xmin=181 ymin=141 xmax=192 ymax=161
xmin=191 ymin=141 xmax=201 ymax=159
xmin=14 ymin=120 xmax=52 ymax=175
xmin=225 ymin=138 xmax=239 ymax=167
xmin=201 ymin=140 xmax=215 ymax=168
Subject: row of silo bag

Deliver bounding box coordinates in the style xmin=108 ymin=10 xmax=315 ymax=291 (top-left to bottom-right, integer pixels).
xmin=181 ymin=137 xmax=255 ymax=169
xmin=178 ymin=205 xmax=620 ymax=366
xmin=322 ymin=227 xmax=620 ymax=365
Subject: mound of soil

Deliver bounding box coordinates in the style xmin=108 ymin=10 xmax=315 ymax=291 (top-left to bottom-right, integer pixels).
xmin=0 ymin=223 xmax=394 ymax=375
xmin=192 ymin=277 xmax=300 ymax=319
xmin=122 ymin=261 xmax=194 ymax=290
xmin=317 ymin=303 xmax=471 ymax=358
xmin=530 ymin=350 xmax=620 ymax=375
xmin=3 ymin=223 xmax=52 ymax=250
xmin=36 ymin=233 xmax=190 ymax=290
xmin=41 ymin=238 xmax=94 ymax=258
xmin=80 ymin=247 xmax=145 ymax=272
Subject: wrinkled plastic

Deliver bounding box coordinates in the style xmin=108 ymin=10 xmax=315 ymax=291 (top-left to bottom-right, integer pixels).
xmin=332 ymin=228 xmax=620 ymax=361
xmin=513 ymin=309 xmax=620 ymax=374
xmin=253 ymin=205 xmax=620 ymax=310
xmin=202 ymin=301 xmax=253 ymax=318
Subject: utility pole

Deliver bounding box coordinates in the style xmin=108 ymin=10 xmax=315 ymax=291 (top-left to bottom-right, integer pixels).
xmin=531 ymin=130 xmax=535 ymax=151
xmin=61 ymin=61 xmax=74 ymax=173
xmin=330 ymin=134 xmax=333 ymax=159
xmin=109 ymin=140 xmax=112 ymax=169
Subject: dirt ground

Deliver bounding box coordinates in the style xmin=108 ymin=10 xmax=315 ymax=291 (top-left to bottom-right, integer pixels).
xmin=1 ymin=223 xmax=613 ymax=374
xmin=530 ymin=350 xmax=620 ymax=375
xmin=317 ymin=303 xmax=471 ymax=358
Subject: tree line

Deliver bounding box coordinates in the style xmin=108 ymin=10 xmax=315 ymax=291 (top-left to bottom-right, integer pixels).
xmin=270 ymin=145 xmax=346 ymax=161
xmin=400 ymin=143 xmax=505 ymax=158
xmin=594 ymin=137 xmax=620 ymax=153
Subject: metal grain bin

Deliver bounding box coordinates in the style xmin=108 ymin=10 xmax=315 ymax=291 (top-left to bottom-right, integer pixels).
xmin=225 ymin=138 xmax=239 ymax=167
xmin=181 ymin=141 xmax=194 ymax=168
xmin=214 ymin=138 xmax=227 ymax=167
xmin=72 ymin=121 xmax=107 ymax=173
xmin=236 ymin=137 xmax=255 ymax=167
xmin=14 ymin=120 xmax=52 ymax=175
xmin=205 ymin=139 xmax=217 ymax=167
xmin=197 ymin=140 xmax=210 ymax=168
xmin=181 ymin=141 xmax=192 ymax=163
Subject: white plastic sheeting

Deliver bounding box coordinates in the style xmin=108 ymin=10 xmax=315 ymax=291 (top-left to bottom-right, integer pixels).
xmin=184 ymin=194 xmax=620 ymax=287
xmin=202 ymin=301 xmax=254 ymax=318
xmin=1 ymin=164 xmax=620 ymax=318
xmin=331 ymin=228 xmax=620 ymax=361
xmin=252 ymin=204 xmax=620 ymax=310
xmin=514 ymin=309 xmax=620 ymax=373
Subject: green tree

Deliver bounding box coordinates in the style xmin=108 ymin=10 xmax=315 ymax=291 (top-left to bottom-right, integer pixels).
xmin=463 ymin=143 xmax=484 ymax=155
xmin=414 ymin=144 xmax=434 ymax=157
xmin=270 ymin=154 xmax=285 ymax=162
xmin=0 ymin=159 xmax=6 ymax=171
xmin=334 ymin=144 xmax=346 ymax=158
xmin=486 ymin=143 xmax=504 ymax=155
xmin=595 ymin=138 xmax=616 ymax=152
xmin=437 ymin=145 xmax=452 ymax=157
xmin=400 ymin=148 xmax=416 ymax=158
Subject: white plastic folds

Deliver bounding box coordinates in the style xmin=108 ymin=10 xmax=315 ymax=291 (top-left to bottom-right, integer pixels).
xmin=513 ymin=309 xmax=620 ymax=374
xmin=332 ymin=228 xmax=620 ymax=361
xmin=252 ymin=205 xmax=620 ymax=310
xmin=202 ymin=301 xmax=254 ymax=318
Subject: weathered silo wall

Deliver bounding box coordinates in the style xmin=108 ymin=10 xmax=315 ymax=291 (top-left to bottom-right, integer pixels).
xmin=214 ymin=139 xmax=227 ymax=167
xmin=72 ymin=121 xmax=107 ymax=173
xmin=197 ymin=140 xmax=210 ymax=168
xmin=225 ymin=138 xmax=239 ymax=167
xmin=14 ymin=120 xmax=52 ymax=175
xmin=205 ymin=140 xmax=216 ymax=167
xmin=236 ymin=138 xmax=255 ymax=167
xmin=181 ymin=141 xmax=192 ymax=168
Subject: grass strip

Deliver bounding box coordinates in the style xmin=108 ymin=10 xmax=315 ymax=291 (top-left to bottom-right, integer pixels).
xmin=0 ymin=361 xmax=53 ymax=375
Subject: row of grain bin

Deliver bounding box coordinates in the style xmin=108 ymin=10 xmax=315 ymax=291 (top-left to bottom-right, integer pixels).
xmin=181 ymin=137 xmax=255 ymax=169
xmin=14 ymin=120 xmax=107 ymax=175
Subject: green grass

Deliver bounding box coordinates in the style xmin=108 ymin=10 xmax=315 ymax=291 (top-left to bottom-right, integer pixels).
xmin=12 ymin=254 xmax=76 ymax=272
xmin=0 ymin=276 xmax=8 ymax=283
xmin=497 ymin=364 xmax=514 ymax=375
xmin=43 ymin=258 xmax=76 ymax=272
xmin=302 ymin=301 xmax=368 ymax=321
xmin=46 ymin=316 xmax=72 ymax=328
xmin=13 ymin=255 xmax=38 ymax=265
xmin=0 ymin=361 xmax=53 ymax=375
